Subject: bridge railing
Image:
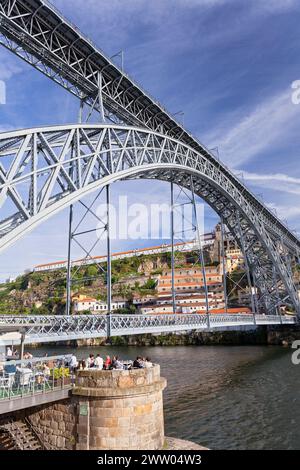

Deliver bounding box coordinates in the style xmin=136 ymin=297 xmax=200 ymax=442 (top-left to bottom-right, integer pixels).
xmin=0 ymin=314 xmax=107 ymax=339
xmin=110 ymin=313 xmax=208 ymax=331
xmin=110 ymin=313 xmax=297 ymax=332
xmin=0 ymin=313 xmax=297 ymax=344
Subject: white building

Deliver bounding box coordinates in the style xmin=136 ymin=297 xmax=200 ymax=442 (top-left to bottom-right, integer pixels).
xmin=33 ymin=236 xmax=215 ymax=273
xmin=73 ymin=295 xmax=128 ymax=313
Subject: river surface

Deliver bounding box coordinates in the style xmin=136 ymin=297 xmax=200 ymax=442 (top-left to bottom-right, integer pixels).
xmin=29 ymin=344 xmax=300 ymax=450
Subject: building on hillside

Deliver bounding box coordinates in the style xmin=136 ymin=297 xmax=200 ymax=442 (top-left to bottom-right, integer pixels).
xmin=139 ymin=304 xmax=175 ymax=315
xmin=157 ymin=266 xmax=224 ymax=302
xmin=73 ymin=295 xmax=97 ymax=312
xmin=209 ymin=222 xmax=247 ymax=264
xmin=33 ymin=236 xmax=215 ymax=273
xmin=237 ymin=287 xmax=258 ymax=308
xmin=139 ymin=292 xmax=223 ymax=314
xmin=73 ymin=295 xmax=128 ymax=313
xmin=135 ymin=266 xmax=226 ymax=314
xmin=225 ymin=248 xmax=244 ymax=273
xmin=209 ymin=307 xmax=251 ymax=314
xmin=132 ymin=294 xmax=158 ymax=306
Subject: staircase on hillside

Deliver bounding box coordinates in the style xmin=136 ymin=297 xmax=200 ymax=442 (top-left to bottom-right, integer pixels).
xmin=0 ymin=420 xmax=44 ymax=450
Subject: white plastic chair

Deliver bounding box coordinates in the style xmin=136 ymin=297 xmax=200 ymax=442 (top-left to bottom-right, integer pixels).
xmin=0 ymin=376 xmax=10 ymax=398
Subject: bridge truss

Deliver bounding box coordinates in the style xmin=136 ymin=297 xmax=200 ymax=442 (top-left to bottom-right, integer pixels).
xmin=0 ymin=0 xmax=299 ymax=322
xmin=0 ymin=314 xmax=296 ymax=346
xmin=0 ymin=124 xmax=299 ymax=316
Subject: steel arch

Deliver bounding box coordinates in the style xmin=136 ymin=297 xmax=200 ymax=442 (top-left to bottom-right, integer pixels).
xmin=0 ymin=123 xmax=299 ymax=315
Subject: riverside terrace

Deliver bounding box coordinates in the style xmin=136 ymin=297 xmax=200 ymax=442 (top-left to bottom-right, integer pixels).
xmin=0 ymin=361 xmax=171 ymax=451
xmin=0 ymin=355 xmax=73 ymax=414
xmin=0 ymin=354 xmax=154 ymax=415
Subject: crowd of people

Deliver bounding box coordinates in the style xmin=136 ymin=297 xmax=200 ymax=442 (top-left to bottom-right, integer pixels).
xmin=69 ymin=353 xmax=153 ymax=372
xmin=2 ymin=346 xmax=154 ymax=376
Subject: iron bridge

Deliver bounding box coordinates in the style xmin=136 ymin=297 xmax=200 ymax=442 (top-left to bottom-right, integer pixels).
xmin=0 ymin=314 xmax=296 ymax=345
xmin=0 ymin=0 xmax=299 ymax=323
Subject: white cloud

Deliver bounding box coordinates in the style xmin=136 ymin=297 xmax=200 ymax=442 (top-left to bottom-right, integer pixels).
xmin=204 ymin=89 xmax=300 ymax=167
xmin=0 ymin=52 xmax=23 ymax=81
xmin=235 ymin=171 xmax=300 ymax=232
xmin=0 ymin=125 xmax=14 ymax=133
xmin=236 ymin=170 xmax=300 ymax=196
xmin=255 ymin=0 xmax=299 ymax=13
xmin=267 ymin=202 xmax=300 ymax=222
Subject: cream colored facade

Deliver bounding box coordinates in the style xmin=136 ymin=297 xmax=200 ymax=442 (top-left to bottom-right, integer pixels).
xmin=225 ymin=248 xmax=244 ymax=273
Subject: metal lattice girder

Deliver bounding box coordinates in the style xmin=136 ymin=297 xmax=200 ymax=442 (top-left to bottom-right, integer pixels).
xmin=0 ymin=314 xmax=296 ymax=345
xmin=0 ymin=0 xmax=299 ymax=257
xmin=0 ymin=124 xmax=299 ymax=315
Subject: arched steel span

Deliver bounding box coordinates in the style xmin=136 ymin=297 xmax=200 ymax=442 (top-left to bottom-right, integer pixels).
xmin=0 ymin=124 xmax=299 ymax=316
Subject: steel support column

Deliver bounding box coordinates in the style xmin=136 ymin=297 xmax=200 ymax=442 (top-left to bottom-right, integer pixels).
xmin=98 ymin=72 xmax=105 ymax=123
xmin=273 ymin=265 xmax=283 ymax=324
xmin=237 ymin=212 xmax=256 ymax=322
xmin=170 ymin=181 xmax=176 ymax=313
xmin=190 ymin=177 xmax=210 ymax=327
xmin=106 ymin=184 xmax=112 ymax=338
xmin=65 ymin=204 xmax=73 ymax=316
xmin=220 ymin=218 xmax=228 ymax=313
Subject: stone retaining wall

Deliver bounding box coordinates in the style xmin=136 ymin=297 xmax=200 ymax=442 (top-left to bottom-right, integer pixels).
xmin=28 ymin=399 xmax=77 ymax=449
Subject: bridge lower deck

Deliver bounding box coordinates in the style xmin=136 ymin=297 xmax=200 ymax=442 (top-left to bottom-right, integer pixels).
xmin=0 ymin=313 xmax=296 ymax=345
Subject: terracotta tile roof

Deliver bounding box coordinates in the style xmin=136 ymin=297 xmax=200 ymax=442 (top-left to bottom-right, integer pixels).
xmin=34 ymin=239 xmax=212 ymax=269
xmin=209 ymin=307 xmax=251 ymax=314
xmin=158 ymin=281 xmax=223 ymax=287
xmin=159 ymin=273 xmax=222 ymax=282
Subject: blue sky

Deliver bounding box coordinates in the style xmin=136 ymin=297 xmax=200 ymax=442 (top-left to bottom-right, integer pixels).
xmin=1 ymin=0 xmax=300 ymax=280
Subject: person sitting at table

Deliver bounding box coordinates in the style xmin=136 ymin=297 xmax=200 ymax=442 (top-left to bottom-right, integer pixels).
xmin=24 ymin=352 xmax=33 ymax=360
xmin=79 ymin=360 xmax=88 ymax=370
xmin=144 ymin=357 xmax=153 ymax=368
xmin=104 ymin=355 xmax=111 ymax=370
xmin=4 ymin=361 xmax=16 ymax=374
xmin=111 ymin=356 xmax=123 ymax=370
xmin=133 ymin=356 xmax=144 ymax=369
xmin=43 ymin=363 xmax=51 ymax=378
xmin=86 ymin=354 xmax=95 ymax=368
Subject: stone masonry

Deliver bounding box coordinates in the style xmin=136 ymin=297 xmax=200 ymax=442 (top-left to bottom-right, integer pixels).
xmin=73 ymin=365 xmax=166 ymax=450
xmin=28 ymin=399 xmax=77 ymax=450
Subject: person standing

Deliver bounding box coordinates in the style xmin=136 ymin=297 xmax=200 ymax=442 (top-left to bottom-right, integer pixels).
xmin=70 ymin=354 xmax=78 ymax=372
xmin=6 ymin=347 xmax=13 ymax=358
xmin=86 ymin=354 xmax=95 ymax=368
xmin=94 ymin=354 xmax=104 ymax=370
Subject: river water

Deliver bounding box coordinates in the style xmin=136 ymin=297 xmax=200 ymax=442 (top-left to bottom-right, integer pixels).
xmin=29 ymin=344 xmax=300 ymax=450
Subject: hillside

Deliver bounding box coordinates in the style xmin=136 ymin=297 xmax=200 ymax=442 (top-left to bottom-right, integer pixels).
xmin=0 ymin=249 xmax=209 ymax=315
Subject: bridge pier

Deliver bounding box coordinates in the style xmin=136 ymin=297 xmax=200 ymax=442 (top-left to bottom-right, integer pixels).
xmin=73 ymin=365 xmax=166 ymax=450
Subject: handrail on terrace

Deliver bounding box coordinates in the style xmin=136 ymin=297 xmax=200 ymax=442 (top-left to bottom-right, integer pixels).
xmin=0 ymin=355 xmax=73 ymax=403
